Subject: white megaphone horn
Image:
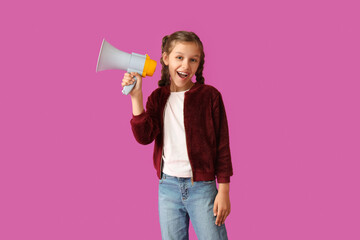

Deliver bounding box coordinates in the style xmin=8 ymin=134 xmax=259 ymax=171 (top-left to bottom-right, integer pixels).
xmin=96 ymin=39 xmax=157 ymax=95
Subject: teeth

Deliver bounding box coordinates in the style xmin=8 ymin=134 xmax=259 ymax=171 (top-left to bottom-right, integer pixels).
xmin=177 ymin=71 xmax=188 ymax=77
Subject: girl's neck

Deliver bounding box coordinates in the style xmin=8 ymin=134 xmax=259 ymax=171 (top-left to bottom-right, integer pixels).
xmin=170 ymin=81 xmax=195 ymax=92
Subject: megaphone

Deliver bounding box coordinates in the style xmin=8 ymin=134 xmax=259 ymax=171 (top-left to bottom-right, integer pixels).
xmin=96 ymin=39 xmax=157 ymax=95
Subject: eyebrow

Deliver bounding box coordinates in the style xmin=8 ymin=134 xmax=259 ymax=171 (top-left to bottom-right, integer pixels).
xmin=175 ymin=52 xmax=200 ymax=58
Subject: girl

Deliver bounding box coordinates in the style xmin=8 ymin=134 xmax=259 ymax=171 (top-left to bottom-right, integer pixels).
xmin=122 ymin=31 xmax=233 ymax=240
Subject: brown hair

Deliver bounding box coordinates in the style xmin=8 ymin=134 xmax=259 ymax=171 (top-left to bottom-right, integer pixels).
xmin=158 ymin=31 xmax=205 ymax=86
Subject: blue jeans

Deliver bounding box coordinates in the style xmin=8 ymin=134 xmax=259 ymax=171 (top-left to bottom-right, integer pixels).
xmin=158 ymin=173 xmax=228 ymax=240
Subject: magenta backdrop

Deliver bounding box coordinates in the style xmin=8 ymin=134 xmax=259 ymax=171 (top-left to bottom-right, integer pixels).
xmin=1 ymin=0 xmax=359 ymax=239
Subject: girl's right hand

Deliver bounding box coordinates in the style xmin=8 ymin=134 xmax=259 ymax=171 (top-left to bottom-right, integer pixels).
xmin=121 ymin=72 xmax=143 ymax=98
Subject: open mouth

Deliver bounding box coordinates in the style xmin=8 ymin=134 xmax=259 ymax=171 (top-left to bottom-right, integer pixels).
xmin=177 ymin=71 xmax=189 ymax=79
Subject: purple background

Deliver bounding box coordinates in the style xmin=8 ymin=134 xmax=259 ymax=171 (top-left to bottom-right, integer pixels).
xmin=1 ymin=0 xmax=359 ymax=239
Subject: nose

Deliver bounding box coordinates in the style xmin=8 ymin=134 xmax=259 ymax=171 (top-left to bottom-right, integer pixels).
xmin=182 ymin=59 xmax=190 ymax=69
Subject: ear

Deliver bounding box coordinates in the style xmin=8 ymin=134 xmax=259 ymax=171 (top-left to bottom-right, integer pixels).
xmin=162 ymin=52 xmax=169 ymax=66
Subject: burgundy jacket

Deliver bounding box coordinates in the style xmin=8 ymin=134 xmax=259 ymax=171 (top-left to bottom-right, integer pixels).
xmin=130 ymin=82 xmax=233 ymax=183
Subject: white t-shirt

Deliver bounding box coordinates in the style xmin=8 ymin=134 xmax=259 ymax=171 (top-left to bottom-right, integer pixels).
xmin=162 ymin=90 xmax=192 ymax=178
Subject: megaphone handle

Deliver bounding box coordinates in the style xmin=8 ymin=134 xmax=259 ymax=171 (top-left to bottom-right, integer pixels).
xmin=122 ymin=76 xmax=137 ymax=95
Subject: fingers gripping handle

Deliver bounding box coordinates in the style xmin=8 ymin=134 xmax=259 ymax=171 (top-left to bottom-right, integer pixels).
xmin=121 ymin=53 xmax=145 ymax=95
xmin=122 ymin=75 xmax=137 ymax=95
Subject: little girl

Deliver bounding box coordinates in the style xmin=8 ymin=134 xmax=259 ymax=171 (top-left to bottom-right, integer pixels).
xmin=122 ymin=31 xmax=233 ymax=240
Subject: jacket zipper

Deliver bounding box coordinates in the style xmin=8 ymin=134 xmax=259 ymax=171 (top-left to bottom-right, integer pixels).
xmin=160 ymin=154 xmax=163 ymax=179
xmin=184 ymin=91 xmax=194 ymax=186
xmin=160 ymin=93 xmax=170 ymax=179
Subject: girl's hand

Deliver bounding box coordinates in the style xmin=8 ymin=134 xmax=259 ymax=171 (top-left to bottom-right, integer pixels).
xmin=213 ymin=185 xmax=231 ymax=226
xmin=121 ymin=72 xmax=143 ymax=98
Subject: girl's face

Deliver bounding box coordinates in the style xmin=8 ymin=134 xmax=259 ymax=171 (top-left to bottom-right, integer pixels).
xmin=163 ymin=41 xmax=201 ymax=92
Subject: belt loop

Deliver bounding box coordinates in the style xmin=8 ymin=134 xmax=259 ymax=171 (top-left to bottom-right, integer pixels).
xmin=191 ymin=177 xmax=194 ymax=186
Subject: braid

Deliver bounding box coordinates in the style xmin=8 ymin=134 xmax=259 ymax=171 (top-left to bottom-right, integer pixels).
xmin=158 ymin=35 xmax=170 ymax=86
xmin=195 ymin=53 xmax=205 ymax=84
xmin=159 ymin=58 xmax=170 ymax=86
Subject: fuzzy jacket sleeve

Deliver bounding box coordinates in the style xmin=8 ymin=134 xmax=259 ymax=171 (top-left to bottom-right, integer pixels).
xmin=212 ymin=92 xmax=233 ymax=183
xmin=130 ymin=92 xmax=161 ymax=145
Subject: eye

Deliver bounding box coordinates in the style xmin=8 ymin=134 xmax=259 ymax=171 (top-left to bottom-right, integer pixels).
xmin=191 ymin=59 xmax=198 ymax=62
xmin=176 ymin=56 xmax=183 ymax=60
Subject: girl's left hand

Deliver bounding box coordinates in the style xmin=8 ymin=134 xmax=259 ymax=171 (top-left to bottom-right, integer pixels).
xmin=213 ymin=190 xmax=231 ymax=226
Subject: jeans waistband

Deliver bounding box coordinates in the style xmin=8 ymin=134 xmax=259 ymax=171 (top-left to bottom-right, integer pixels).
xmin=162 ymin=172 xmax=192 ymax=180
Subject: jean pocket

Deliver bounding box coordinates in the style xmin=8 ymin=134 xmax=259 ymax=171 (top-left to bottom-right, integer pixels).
xmin=159 ymin=175 xmax=165 ymax=184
